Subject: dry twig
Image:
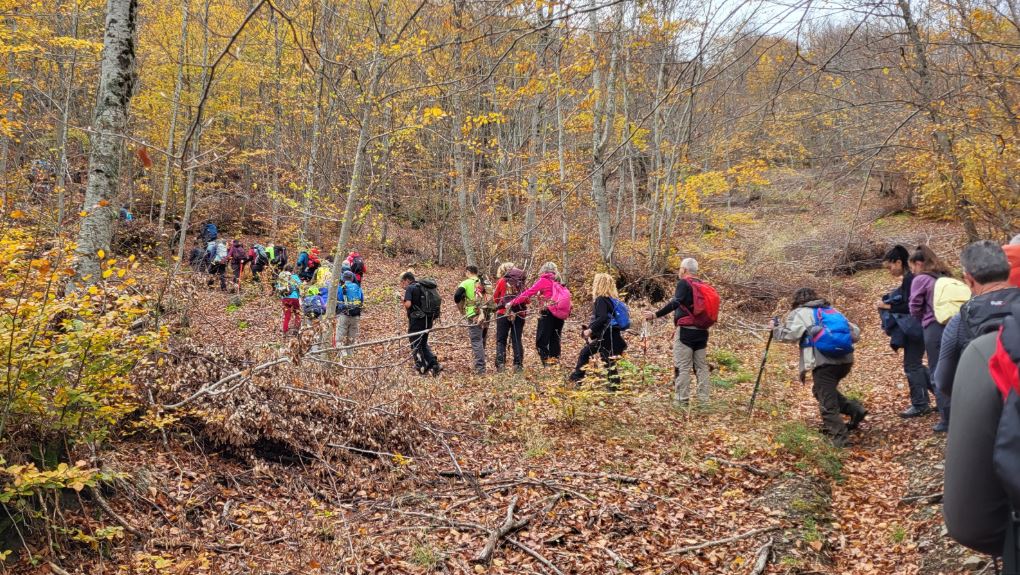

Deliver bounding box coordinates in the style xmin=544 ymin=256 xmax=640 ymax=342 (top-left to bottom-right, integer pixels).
xmin=665 ymin=525 xmax=780 ymax=555
xmin=750 ymin=537 xmax=774 ymax=575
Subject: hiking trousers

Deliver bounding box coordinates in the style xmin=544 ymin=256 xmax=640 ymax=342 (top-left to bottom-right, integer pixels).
xmin=924 ymin=322 xmax=950 ymax=424
xmin=535 ymin=312 xmax=564 ymax=363
xmin=812 ymin=363 xmax=864 ymax=446
xmin=409 ymin=317 xmax=438 ymax=374
xmin=673 ymin=330 xmax=710 ymax=403
xmin=281 ymin=298 xmax=301 ymax=333
xmin=467 ymin=322 xmax=486 ymax=374
xmin=337 ymin=314 xmax=361 ymax=347
xmin=208 ymin=263 xmax=227 ymax=290
xmin=495 ymin=315 xmax=525 ymax=371
xmin=903 ymin=334 xmax=931 ymax=409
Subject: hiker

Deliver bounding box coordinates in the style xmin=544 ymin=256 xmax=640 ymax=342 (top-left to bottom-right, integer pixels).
xmin=1005 ymin=234 xmax=1020 ymax=288
xmin=249 ymin=244 xmax=270 ymax=282
xmin=302 ymin=284 xmax=326 ymax=319
xmin=345 ymin=251 xmax=366 ymax=285
xmin=508 ymin=262 xmax=571 ymax=366
xmin=228 ymin=239 xmax=249 ymax=291
xmin=267 ymin=243 xmax=288 ymax=271
xmin=276 ymin=266 xmax=302 ymax=334
xmin=772 ymin=288 xmax=867 ymax=447
xmin=570 ymin=273 xmax=628 ymax=386
xmin=299 ymin=248 xmax=321 ymax=282
xmin=937 ymin=241 xmax=1020 ymax=402
xmin=400 ymin=271 xmax=442 ymax=376
xmin=943 ymin=302 xmax=1020 ymax=562
xmin=493 ymin=262 xmax=527 ymax=372
xmin=119 ymin=205 xmax=133 ymax=221
xmin=908 ymin=245 xmax=957 ymax=429
xmin=644 ymin=258 xmax=719 ymax=407
xmin=313 ymin=260 xmax=332 ymax=289
xmin=877 ymin=245 xmax=930 ymax=418
xmin=188 ymin=241 xmax=206 ymax=272
xmin=454 ymin=265 xmax=487 ymax=374
xmin=206 ymin=240 xmax=228 ymax=291
xmin=335 ymin=270 xmax=363 ymax=353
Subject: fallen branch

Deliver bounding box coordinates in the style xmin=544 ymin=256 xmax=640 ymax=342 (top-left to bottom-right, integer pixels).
xmin=899 ymin=492 xmax=942 ymax=505
xmin=706 ymin=455 xmax=778 ymax=478
xmin=556 ymin=471 xmax=640 ymax=484
xmin=750 ymin=537 xmax=774 ymax=575
xmin=665 ymin=525 xmax=780 ymax=555
xmin=439 ymin=468 xmax=495 ymax=480
xmin=506 ymin=536 xmax=565 ymax=575
xmin=474 ymin=497 xmax=529 ymax=564
xmin=47 ymin=562 xmax=72 ymax=575
xmin=603 ymin=546 xmax=634 ymax=569
xmin=90 ymin=486 xmax=147 ymax=540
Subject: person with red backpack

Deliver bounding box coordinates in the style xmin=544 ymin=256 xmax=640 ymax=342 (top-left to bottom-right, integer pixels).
xmin=771 ymin=287 xmax=867 ymax=448
xmin=644 ymin=258 xmax=719 ymax=407
xmin=493 ymin=262 xmax=527 ymax=372
xmin=509 ymin=261 xmax=571 ymax=366
xmin=345 ymin=251 xmax=367 ymax=285
xmin=944 ymin=301 xmax=1020 ymax=569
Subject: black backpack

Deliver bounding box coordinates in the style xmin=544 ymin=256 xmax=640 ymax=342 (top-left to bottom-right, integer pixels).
xmin=351 ymin=255 xmax=365 ymax=276
xmin=413 ymin=279 xmax=442 ymax=320
xmin=272 ymin=245 xmax=288 ymax=268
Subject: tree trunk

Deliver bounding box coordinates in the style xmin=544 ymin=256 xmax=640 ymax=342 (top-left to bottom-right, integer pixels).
xmin=451 ymin=0 xmax=477 ymax=268
xmin=588 ymin=1 xmax=623 ymax=267
xmin=896 ymin=0 xmax=979 ymax=241
xmin=72 ymin=0 xmax=138 ymax=285
xmin=55 ymin=0 xmax=80 ymax=230
xmin=157 ymin=0 xmax=188 ymax=233
xmin=174 ymin=0 xmax=210 ymax=263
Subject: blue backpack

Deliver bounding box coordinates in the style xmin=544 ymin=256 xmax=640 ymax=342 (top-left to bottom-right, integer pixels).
xmin=805 ymin=306 xmax=854 ymax=357
xmin=609 ymin=298 xmax=631 ymax=330
xmin=338 ymin=282 xmax=364 ymax=316
xmin=202 ymin=223 xmax=218 ymax=241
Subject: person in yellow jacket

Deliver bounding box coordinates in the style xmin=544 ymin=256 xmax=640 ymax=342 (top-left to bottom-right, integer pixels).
xmin=455 ymin=265 xmax=487 ymax=374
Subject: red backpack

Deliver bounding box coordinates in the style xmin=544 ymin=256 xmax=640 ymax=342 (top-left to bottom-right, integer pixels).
xmin=677 ymin=278 xmax=720 ymax=329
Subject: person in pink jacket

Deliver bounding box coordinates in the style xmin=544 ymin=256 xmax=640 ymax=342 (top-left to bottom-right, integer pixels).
xmin=509 ymin=262 xmax=567 ymax=366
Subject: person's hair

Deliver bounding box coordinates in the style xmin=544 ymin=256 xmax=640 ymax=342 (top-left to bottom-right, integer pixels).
xmin=591 ymin=273 xmax=618 ymax=299
xmin=539 ymin=261 xmax=558 ymax=276
xmin=680 ymin=257 xmax=699 ymax=274
xmin=399 ymin=270 xmax=415 ymax=282
xmin=909 ymin=245 xmax=951 ymax=275
xmin=496 ymin=261 xmax=514 ymax=277
xmin=465 ymin=265 xmax=479 ymax=275
xmin=883 ymin=245 xmax=910 ymax=266
xmin=1010 ymin=233 xmax=1020 ymax=246
xmin=960 ymin=240 xmax=1011 ymax=284
xmin=791 ymin=287 xmax=823 ymax=309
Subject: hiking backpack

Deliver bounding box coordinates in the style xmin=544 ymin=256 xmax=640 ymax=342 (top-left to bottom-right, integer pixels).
xmin=677 ymin=278 xmax=721 ymax=329
xmin=546 ymin=282 xmax=572 ymax=320
xmin=990 ymin=304 xmax=1020 ymax=573
xmin=339 ymin=282 xmax=364 ymax=316
xmin=212 ymin=243 xmax=228 ymax=265
xmin=804 ymin=306 xmax=855 ymax=357
xmin=959 ymin=289 xmax=1020 ymax=350
xmin=253 ymin=244 xmax=269 ymax=266
xmin=499 ymin=269 xmax=527 ymax=310
xmin=609 ymin=297 xmax=631 ymax=330
xmin=414 ymin=279 xmax=442 ymax=320
xmin=272 ymin=245 xmax=288 ymax=268
xmin=202 ymin=223 xmax=218 ymax=242
xmin=933 ymin=276 xmax=971 ymax=324
xmin=350 ymin=255 xmax=365 ymax=277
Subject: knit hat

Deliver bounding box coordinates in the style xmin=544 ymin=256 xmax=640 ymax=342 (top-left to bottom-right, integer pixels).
xmin=342 ymin=270 xmax=355 ymax=282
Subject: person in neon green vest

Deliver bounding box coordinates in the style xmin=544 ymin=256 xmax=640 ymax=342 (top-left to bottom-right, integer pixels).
xmin=455 ymin=265 xmax=487 ymax=374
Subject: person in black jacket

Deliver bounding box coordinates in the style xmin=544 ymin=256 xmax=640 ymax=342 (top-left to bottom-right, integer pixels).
xmin=878 ymin=245 xmax=932 ymax=418
xmin=943 ymin=325 xmax=1016 ymax=559
xmin=569 ymin=273 xmax=627 ymax=386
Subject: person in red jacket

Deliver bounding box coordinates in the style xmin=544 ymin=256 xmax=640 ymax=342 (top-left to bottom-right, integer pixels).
xmin=1005 ymin=234 xmax=1020 ymax=288
xmin=344 ymin=251 xmax=367 ymax=285
xmin=493 ymin=262 xmax=527 ymax=372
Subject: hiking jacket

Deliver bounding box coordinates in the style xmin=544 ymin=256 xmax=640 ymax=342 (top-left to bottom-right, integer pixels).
xmin=509 ymin=273 xmax=558 ymax=309
xmin=1005 ymin=244 xmax=1020 ymax=288
xmin=773 ymin=300 xmax=859 ymax=374
xmin=494 ymin=276 xmax=527 ymax=318
xmin=909 ymin=273 xmax=940 ymax=328
xmin=588 ymin=296 xmax=617 ymax=341
xmin=944 ymin=332 xmax=1010 ymax=556
xmin=938 ymin=288 xmax=1020 ymax=398
xmin=654 ymin=277 xmax=696 ymax=326
xmin=454 ymin=276 xmax=483 ymax=319
xmin=887 ymin=271 xmax=916 ymax=315
xmin=879 ymin=308 xmax=923 ymax=351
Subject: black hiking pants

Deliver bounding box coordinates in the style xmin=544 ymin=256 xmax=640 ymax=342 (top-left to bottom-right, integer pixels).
xmin=812 ymin=363 xmax=865 ymax=446
xmin=409 ymin=317 xmax=439 ymax=374
xmin=207 ymin=263 xmax=227 ymax=290
xmin=535 ymin=311 xmax=564 ymax=363
xmin=903 ymin=334 xmax=931 ymax=409
xmin=495 ymin=315 xmax=525 ymax=371
xmin=570 ymin=328 xmax=626 ymax=387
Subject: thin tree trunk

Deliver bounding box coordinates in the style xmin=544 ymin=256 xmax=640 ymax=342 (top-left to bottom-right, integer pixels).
xmin=174 ymin=0 xmax=210 ymax=263
xmin=157 ymin=0 xmax=189 ymax=233
xmin=269 ymin=7 xmax=284 ymax=233
xmin=55 ymin=0 xmax=80 ymax=230
xmin=896 ymin=0 xmax=979 ymax=241
xmin=589 ymin=1 xmax=623 ymax=267
xmin=72 ymin=0 xmax=138 ymax=285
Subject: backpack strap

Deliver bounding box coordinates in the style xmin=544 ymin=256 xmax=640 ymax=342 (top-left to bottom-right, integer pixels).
xmin=1005 ymin=510 xmax=1020 ymax=575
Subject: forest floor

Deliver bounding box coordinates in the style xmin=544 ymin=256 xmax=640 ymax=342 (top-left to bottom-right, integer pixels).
xmin=41 ymin=227 xmax=988 ymax=575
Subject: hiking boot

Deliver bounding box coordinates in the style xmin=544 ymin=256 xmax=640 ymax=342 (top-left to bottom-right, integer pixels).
xmin=933 ymin=420 xmax=949 ymax=433
xmin=848 ymin=409 xmax=869 ymax=431
xmin=430 ymin=364 xmax=443 ymax=377
xmin=899 ymin=406 xmax=932 ymax=418
xmin=831 ymin=436 xmax=852 ymax=449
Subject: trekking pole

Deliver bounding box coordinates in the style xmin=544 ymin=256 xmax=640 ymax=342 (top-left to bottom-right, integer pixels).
xmin=746 ymin=326 xmax=775 ymax=418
